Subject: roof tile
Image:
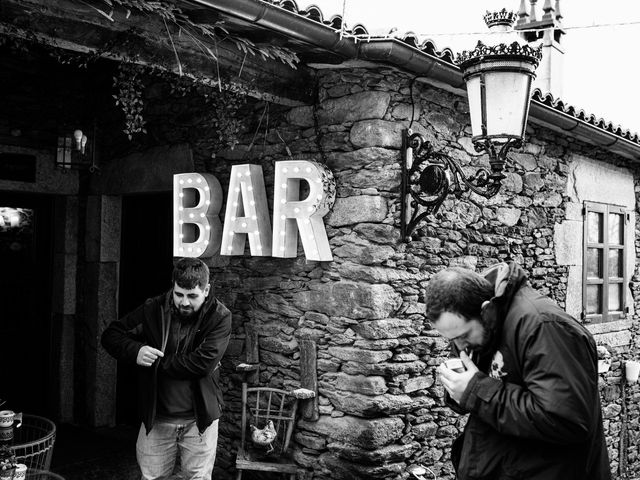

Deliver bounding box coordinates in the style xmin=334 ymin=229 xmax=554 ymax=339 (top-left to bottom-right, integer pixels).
xmin=264 ymin=0 xmax=639 ymax=144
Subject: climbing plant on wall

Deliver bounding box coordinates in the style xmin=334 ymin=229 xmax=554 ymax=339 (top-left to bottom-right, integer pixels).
xmin=84 ymin=0 xmax=299 ymax=69
xmin=88 ymin=0 xmax=298 ymax=145
xmin=80 ymin=0 xmax=297 ymax=146
xmin=150 ymin=67 xmax=249 ymax=151
xmin=0 ymin=0 xmax=299 ymax=147
xmin=113 ymin=63 xmax=147 ymax=140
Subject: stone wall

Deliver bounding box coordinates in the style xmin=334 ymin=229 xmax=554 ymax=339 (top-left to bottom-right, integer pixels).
xmin=183 ymin=67 xmax=640 ymax=479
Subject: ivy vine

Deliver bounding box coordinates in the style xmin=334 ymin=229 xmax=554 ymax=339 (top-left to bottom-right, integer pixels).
xmin=86 ymin=0 xmax=300 ymax=69
xmin=83 ymin=0 xmax=299 ymax=146
xmin=112 ymin=63 xmax=147 ymax=140
xmin=109 ymin=63 xmax=249 ymax=148
xmin=0 ymin=0 xmax=300 ymax=148
xmin=206 ymin=85 xmax=247 ymax=151
xmin=158 ymin=70 xmax=249 ymax=150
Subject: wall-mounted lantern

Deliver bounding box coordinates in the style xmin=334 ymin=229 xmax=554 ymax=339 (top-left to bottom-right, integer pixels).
xmin=400 ymin=9 xmax=542 ymax=241
xmin=56 ymin=123 xmax=99 ymax=172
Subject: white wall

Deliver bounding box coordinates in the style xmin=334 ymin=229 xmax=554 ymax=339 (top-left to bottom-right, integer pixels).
xmin=555 ymin=154 xmax=636 ymax=346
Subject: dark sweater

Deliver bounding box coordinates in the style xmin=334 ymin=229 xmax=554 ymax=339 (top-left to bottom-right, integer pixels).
xmin=157 ymin=317 xmax=194 ymax=419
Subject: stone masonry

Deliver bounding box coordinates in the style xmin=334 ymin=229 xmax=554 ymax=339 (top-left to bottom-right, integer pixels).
xmin=173 ymin=67 xmax=640 ymax=479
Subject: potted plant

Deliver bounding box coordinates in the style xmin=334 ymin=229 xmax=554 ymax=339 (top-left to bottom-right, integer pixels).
xmin=0 ymin=445 xmax=17 ymax=479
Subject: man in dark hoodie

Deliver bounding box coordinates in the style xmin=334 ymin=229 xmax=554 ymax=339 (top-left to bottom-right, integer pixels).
xmin=102 ymin=257 xmax=231 ymax=480
xmin=427 ymin=262 xmax=610 ymax=480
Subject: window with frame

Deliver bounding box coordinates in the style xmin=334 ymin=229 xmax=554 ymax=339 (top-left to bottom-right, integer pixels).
xmin=583 ymin=202 xmax=629 ymax=323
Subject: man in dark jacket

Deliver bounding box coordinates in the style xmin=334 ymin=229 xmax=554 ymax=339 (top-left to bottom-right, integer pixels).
xmin=102 ymin=257 xmax=231 ymax=480
xmin=427 ymin=261 xmax=610 ymax=480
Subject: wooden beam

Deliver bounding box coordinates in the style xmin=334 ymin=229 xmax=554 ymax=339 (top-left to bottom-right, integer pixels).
xmin=244 ymin=322 xmax=260 ymax=385
xmin=0 ymin=0 xmax=314 ymax=105
xmin=245 ymin=322 xmax=260 ymax=365
xmin=299 ymin=338 xmax=319 ymax=421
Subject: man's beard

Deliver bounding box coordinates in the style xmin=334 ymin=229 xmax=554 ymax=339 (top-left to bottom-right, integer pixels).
xmin=471 ymin=317 xmax=498 ymax=365
xmin=472 ymin=328 xmax=493 ymax=355
xmin=173 ymin=303 xmax=198 ymax=321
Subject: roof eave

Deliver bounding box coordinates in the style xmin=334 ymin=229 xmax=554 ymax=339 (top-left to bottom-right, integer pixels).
xmin=358 ymin=40 xmax=640 ymax=161
xmin=187 ymin=0 xmax=640 ymax=161
xmin=185 ymin=0 xmax=358 ymax=57
xmin=529 ymin=101 xmax=640 ymax=161
xmin=357 ymin=39 xmax=465 ymax=90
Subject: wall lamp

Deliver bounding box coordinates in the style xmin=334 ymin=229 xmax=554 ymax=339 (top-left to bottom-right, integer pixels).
xmin=400 ymin=9 xmax=542 ymax=241
xmin=56 ymin=122 xmax=99 ymax=173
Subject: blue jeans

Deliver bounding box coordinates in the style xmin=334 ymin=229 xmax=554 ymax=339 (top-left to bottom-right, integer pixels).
xmin=136 ymin=419 xmax=219 ymax=480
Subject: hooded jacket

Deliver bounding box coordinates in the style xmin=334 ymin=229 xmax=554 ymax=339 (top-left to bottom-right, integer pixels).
xmin=101 ymin=290 xmax=231 ymax=434
xmin=448 ymin=262 xmax=610 ymax=480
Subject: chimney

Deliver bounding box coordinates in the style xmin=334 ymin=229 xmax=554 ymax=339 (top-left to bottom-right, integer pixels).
xmin=515 ymin=0 xmax=565 ymax=97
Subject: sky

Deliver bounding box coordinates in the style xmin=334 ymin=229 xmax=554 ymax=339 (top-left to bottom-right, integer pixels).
xmin=298 ymin=0 xmax=640 ymax=134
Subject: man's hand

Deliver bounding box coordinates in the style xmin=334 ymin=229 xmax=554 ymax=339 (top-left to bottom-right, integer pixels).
xmin=137 ymin=346 xmax=164 ymax=367
xmin=437 ymin=351 xmax=479 ymax=404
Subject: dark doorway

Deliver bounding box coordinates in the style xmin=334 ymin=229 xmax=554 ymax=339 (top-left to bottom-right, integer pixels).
xmin=116 ymin=192 xmax=173 ymax=425
xmin=0 ymin=192 xmax=53 ymax=415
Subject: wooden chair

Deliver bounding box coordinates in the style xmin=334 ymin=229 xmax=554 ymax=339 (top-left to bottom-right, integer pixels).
xmin=235 ymin=364 xmax=315 ymax=480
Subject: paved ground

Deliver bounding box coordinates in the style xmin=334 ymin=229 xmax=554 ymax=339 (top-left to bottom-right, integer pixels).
xmin=50 ymin=424 xmax=139 ymax=480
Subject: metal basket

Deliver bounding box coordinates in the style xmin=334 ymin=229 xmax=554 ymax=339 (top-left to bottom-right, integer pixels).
xmin=10 ymin=415 xmax=56 ymax=471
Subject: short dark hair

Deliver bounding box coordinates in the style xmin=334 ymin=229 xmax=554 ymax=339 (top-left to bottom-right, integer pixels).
xmin=172 ymin=257 xmax=210 ymax=290
xmin=425 ymin=267 xmax=493 ymax=322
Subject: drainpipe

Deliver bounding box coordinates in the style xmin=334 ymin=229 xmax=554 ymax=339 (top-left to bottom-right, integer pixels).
xmin=529 ymin=102 xmax=640 ymax=161
xmin=620 ymin=378 xmax=628 ymax=477
xmin=357 ymin=39 xmax=465 ymax=90
xmin=187 ymin=0 xmax=463 ymax=90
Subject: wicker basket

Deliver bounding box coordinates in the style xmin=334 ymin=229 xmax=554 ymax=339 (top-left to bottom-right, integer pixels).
xmin=10 ymin=416 xmax=56 ymax=471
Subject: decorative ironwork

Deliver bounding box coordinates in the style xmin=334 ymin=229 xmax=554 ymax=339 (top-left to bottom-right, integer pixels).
xmin=483 ymin=8 xmax=517 ymax=27
xmin=455 ymin=41 xmax=542 ymax=66
xmin=400 ymin=129 xmax=519 ymax=241
xmin=399 ymin=9 xmax=541 ymax=241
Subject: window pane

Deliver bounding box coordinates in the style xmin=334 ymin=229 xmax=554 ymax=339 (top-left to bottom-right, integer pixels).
xmin=608 ymin=213 xmax=624 ymax=245
xmin=586 ymin=248 xmax=602 ymax=278
xmin=588 ymin=211 xmax=603 ymax=243
xmin=586 ymin=285 xmax=602 ymax=314
xmin=608 ymin=249 xmax=622 ymax=278
xmin=608 ymin=283 xmax=622 ymax=312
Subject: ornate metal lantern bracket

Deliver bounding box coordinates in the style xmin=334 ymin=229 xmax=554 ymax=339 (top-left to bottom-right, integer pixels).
xmin=400 ymin=8 xmax=542 ymax=242
xmin=400 ymin=129 xmax=519 ymax=241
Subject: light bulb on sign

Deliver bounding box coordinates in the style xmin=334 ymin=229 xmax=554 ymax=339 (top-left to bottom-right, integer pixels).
xmin=220 ymin=164 xmax=273 ymax=257
xmin=173 ymin=172 xmax=223 ymax=258
xmin=271 ymin=160 xmax=335 ymax=261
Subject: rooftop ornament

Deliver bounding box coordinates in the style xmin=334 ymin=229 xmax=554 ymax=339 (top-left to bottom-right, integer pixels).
xmin=400 ymin=9 xmax=542 ymax=241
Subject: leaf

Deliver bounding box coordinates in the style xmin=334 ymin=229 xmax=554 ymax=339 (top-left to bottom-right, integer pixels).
xmin=78 ymin=0 xmax=115 ymax=22
xmin=203 ymin=45 xmax=217 ymax=61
